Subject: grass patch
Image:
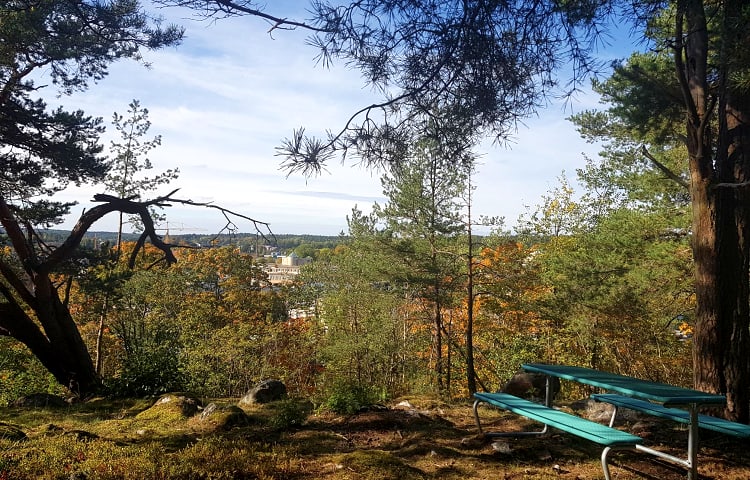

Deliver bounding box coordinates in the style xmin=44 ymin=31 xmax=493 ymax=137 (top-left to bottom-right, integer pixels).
xmin=1 ymin=395 xmax=749 ymax=479
xmin=340 ymin=450 xmax=427 ymax=480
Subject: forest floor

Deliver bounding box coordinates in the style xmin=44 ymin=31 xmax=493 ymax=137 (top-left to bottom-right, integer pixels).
xmin=1 ymin=394 xmax=749 ymax=479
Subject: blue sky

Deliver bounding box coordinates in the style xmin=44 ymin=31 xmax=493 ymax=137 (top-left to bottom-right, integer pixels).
xmin=51 ymin=3 xmax=634 ymax=236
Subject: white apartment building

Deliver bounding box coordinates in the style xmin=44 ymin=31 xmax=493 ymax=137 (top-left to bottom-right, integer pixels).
xmin=264 ymin=252 xmax=311 ymax=285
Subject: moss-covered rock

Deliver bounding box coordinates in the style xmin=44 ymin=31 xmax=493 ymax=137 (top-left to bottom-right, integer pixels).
xmin=192 ymin=403 xmax=249 ymax=431
xmin=136 ymin=394 xmax=201 ymax=422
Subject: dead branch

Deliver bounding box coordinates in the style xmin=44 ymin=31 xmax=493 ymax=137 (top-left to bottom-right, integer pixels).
xmin=155 ymin=0 xmax=331 ymax=33
xmin=38 ymin=190 xmax=273 ymax=272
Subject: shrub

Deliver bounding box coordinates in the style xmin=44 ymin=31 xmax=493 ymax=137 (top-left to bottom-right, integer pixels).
xmin=105 ymin=339 xmax=185 ymax=397
xmin=267 ymin=399 xmax=312 ymax=429
xmin=323 ymin=382 xmax=377 ymax=414
xmin=0 ymin=338 xmax=64 ymax=407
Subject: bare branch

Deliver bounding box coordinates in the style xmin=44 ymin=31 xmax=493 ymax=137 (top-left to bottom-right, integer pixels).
xmin=166 ymin=195 xmax=273 ymax=235
xmin=37 ymin=190 xmax=273 ymax=272
xmin=157 ymin=0 xmax=331 ymax=32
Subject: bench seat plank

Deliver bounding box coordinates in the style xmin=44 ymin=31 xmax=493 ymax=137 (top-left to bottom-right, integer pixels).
xmin=592 ymin=393 xmax=750 ymax=439
xmin=474 ymin=392 xmax=642 ymax=446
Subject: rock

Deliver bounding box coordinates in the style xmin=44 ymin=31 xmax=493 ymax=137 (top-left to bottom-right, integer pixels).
xmin=153 ymin=394 xmax=201 ymax=417
xmin=459 ymin=435 xmax=485 ymax=449
xmin=573 ymin=398 xmax=642 ymax=424
xmin=239 ymin=379 xmax=287 ymax=405
xmin=196 ymin=403 xmax=249 ymax=430
xmin=12 ymin=393 xmax=67 ymax=408
xmin=136 ymin=394 xmax=202 ymax=422
xmin=491 ymin=441 xmax=512 ymax=454
xmin=501 ymin=371 xmax=560 ymax=400
xmin=199 ymin=402 xmax=218 ymax=420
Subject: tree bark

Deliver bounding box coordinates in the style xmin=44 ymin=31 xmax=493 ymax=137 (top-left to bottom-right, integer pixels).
xmin=680 ymin=0 xmax=750 ymax=421
xmin=717 ymin=92 xmax=750 ymax=422
xmin=0 ymin=283 xmax=99 ymax=396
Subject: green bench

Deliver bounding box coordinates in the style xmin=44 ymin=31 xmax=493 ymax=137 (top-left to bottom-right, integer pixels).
xmin=473 ymin=392 xmax=642 ymax=480
xmin=592 ymin=393 xmax=750 ymax=438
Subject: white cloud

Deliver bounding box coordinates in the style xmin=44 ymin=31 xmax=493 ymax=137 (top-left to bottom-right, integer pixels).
xmin=49 ymin=4 xmax=616 ymax=236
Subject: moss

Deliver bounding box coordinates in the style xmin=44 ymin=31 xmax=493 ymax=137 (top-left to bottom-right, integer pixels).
xmin=134 ymin=395 xmax=198 ymax=423
xmin=189 ymin=403 xmax=250 ymax=432
xmin=0 ymin=422 xmax=26 ymax=441
xmin=340 ymin=450 xmax=427 ymax=480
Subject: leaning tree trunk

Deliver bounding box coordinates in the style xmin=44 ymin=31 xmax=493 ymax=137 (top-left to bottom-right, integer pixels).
xmin=0 ymin=191 xmax=211 ymax=399
xmin=0 ymin=279 xmax=100 ymax=397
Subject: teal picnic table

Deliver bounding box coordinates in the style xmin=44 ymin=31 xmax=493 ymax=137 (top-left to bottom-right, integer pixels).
xmin=522 ymin=363 xmax=727 ymax=480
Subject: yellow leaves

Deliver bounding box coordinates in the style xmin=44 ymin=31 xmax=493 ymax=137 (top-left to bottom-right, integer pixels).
xmin=678 ymin=321 xmax=693 ymax=337
xmin=479 ymin=241 xmax=526 ymax=263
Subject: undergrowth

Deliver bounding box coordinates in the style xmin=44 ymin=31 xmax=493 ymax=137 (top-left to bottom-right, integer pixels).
xmin=1 ymin=395 xmax=748 ymax=479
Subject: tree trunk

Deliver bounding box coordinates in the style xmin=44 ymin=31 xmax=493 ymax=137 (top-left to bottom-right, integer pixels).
xmin=1 ymin=287 xmax=99 ymax=397
xmin=95 ymin=294 xmax=109 ymax=375
xmin=690 ymin=177 xmax=723 ymax=394
xmin=681 ymin=0 xmax=750 ymax=422
xmin=465 ymin=182 xmax=477 ymax=395
xmin=716 ymin=93 xmax=750 ymax=422
xmin=466 ymin=231 xmax=477 ymax=395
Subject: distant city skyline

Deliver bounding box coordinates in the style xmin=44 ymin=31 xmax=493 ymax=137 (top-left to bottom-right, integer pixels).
xmin=49 ymin=3 xmax=632 ymax=236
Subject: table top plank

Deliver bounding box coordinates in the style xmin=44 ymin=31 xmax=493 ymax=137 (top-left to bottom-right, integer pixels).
xmin=522 ymin=363 xmax=726 ymax=406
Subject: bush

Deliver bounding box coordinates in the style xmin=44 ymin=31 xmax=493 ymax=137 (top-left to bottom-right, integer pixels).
xmin=105 ymin=340 xmax=185 ymax=397
xmin=267 ymin=399 xmax=312 ymax=429
xmin=323 ymin=382 xmax=377 ymax=414
xmin=0 ymin=338 xmax=64 ymax=407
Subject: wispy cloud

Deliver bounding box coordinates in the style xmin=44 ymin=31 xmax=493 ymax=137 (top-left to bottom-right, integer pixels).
xmin=282 ymin=190 xmax=385 ymax=203
xmin=48 ymin=3 xmax=617 ymax=236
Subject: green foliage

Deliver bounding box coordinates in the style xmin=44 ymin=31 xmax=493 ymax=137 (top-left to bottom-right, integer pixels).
xmin=69 ymin=246 xmax=320 ymax=399
xmin=0 ymin=338 xmax=64 ymax=407
xmin=529 ymin=203 xmax=692 ymax=379
xmin=105 ymin=99 xmax=179 ymax=231
xmin=0 ymin=0 xmax=183 ymax=397
xmin=266 ymin=399 xmax=312 ymax=429
xmin=181 ymin=322 xmax=271 ymax=397
xmin=322 ymin=381 xmax=378 ymax=414
xmin=480 ymin=333 xmax=548 ymax=389
xmin=372 ymin=140 xmax=471 ymax=394
xmin=0 ymin=1 xmax=183 ymax=226
xmin=304 ymin=233 xmax=422 ymax=402
xmin=106 ymin=335 xmax=185 ymax=397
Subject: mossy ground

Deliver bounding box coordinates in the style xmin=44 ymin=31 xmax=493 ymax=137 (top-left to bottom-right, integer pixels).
xmin=1 ymin=395 xmax=748 ymax=479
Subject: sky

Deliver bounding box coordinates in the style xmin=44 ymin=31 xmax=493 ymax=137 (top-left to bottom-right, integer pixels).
xmin=50 ymin=2 xmax=632 ymax=237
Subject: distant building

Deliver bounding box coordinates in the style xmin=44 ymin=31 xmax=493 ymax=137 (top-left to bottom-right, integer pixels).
xmin=264 ymin=253 xmax=312 ymax=285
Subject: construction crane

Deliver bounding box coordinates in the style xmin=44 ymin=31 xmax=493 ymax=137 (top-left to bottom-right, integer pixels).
xmin=154 ymin=222 xmax=206 ymax=243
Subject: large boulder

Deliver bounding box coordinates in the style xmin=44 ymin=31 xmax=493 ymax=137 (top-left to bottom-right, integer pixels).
xmin=239 ymin=379 xmax=287 ymax=405
xmin=501 ymin=371 xmax=560 ymax=400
